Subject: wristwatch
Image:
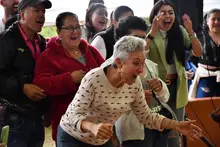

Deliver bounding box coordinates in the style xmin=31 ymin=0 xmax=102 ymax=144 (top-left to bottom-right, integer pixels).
xmin=147 ymin=34 xmax=154 ymax=40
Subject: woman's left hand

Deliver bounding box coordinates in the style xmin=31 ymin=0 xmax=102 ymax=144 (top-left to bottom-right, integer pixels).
xmin=176 ymin=120 xmax=202 ymax=141
xmin=182 ymin=14 xmax=193 ymax=35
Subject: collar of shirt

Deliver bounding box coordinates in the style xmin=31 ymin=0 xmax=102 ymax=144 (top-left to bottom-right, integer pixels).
xmin=18 ymin=23 xmax=42 ymax=61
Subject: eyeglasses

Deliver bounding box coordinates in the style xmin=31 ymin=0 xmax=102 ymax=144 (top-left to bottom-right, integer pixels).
xmin=61 ymin=25 xmax=81 ymax=31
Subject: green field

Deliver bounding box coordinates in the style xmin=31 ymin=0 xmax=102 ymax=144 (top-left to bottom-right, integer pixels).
xmin=40 ymin=26 xmax=57 ymax=38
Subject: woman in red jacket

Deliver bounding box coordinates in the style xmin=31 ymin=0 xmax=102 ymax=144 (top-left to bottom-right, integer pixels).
xmin=33 ymin=12 xmax=104 ymax=141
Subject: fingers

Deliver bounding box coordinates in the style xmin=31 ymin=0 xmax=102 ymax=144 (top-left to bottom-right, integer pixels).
xmin=144 ymin=90 xmax=152 ymax=97
xmin=147 ymin=79 xmax=162 ymax=92
xmin=96 ymin=124 xmax=113 ymax=139
xmin=153 ymin=12 xmax=163 ymax=23
xmin=80 ymin=70 xmax=87 ymax=74
xmin=191 ymin=123 xmax=202 ymax=133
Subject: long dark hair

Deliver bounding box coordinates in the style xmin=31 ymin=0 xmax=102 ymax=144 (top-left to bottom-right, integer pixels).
xmin=149 ymin=0 xmax=185 ymax=66
xmin=85 ymin=3 xmax=107 ymax=41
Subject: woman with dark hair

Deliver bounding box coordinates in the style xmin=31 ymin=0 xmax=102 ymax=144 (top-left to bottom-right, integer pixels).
xmin=189 ymin=8 xmax=220 ymax=98
xmin=146 ymin=0 xmax=202 ymax=146
xmin=91 ymin=5 xmax=134 ymax=59
xmin=81 ymin=3 xmax=108 ymax=43
xmin=33 ymin=12 xmax=104 ymax=142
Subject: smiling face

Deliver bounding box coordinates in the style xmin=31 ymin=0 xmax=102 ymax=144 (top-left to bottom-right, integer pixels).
xmin=157 ymin=4 xmax=175 ymax=31
xmin=1 ymin=0 xmax=18 ymax=15
xmin=58 ymin=16 xmax=81 ymax=49
xmin=207 ymin=12 xmax=220 ymax=34
xmin=19 ymin=4 xmax=45 ymax=33
xmin=117 ymin=50 xmax=145 ymax=85
xmin=91 ymin=7 xmax=108 ymax=32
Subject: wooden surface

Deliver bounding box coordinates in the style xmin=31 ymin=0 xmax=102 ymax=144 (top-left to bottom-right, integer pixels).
xmin=185 ymin=97 xmax=220 ymax=147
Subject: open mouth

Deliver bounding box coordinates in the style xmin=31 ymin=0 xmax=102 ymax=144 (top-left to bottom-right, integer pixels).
xmin=163 ymin=19 xmax=172 ymax=25
xmin=36 ymin=20 xmax=45 ymax=26
xmin=99 ymin=20 xmax=106 ymax=26
xmin=13 ymin=4 xmax=18 ymax=9
xmin=71 ymin=36 xmax=79 ymax=41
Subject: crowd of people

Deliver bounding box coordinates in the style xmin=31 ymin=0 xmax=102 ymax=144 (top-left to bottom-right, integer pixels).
xmin=0 ymin=0 xmax=219 ymax=147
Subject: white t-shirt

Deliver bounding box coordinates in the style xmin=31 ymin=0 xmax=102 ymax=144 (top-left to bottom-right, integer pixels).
xmin=60 ymin=66 xmax=165 ymax=146
xmin=0 ymin=18 xmax=5 ymax=33
xmin=91 ymin=35 xmax=107 ymax=59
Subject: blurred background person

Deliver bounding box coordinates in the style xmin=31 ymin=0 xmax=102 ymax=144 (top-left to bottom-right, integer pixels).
xmin=189 ymin=8 xmax=220 ymax=98
xmin=0 ymin=0 xmax=18 ymax=32
xmin=33 ymin=12 xmax=104 ymax=142
xmin=81 ymin=3 xmax=108 ymax=43
xmin=88 ymin=0 xmax=104 ymax=8
xmin=91 ymin=5 xmax=134 ymax=60
xmin=146 ymin=0 xmax=202 ymax=146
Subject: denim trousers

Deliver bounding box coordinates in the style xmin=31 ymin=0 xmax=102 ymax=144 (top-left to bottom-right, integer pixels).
xmin=57 ymin=125 xmax=113 ymax=147
xmin=196 ymin=76 xmax=220 ymax=98
xmin=167 ymin=83 xmax=185 ymax=147
xmin=0 ymin=110 xmax=44 ymax=147
xmin=122 ymin=128 xmax=168 ymax=147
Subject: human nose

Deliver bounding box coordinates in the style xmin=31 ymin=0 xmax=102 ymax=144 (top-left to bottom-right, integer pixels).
xmin=137 ymin=64 xmax=145 ymax=74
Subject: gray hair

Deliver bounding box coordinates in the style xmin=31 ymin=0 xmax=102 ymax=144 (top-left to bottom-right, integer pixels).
xmin=112 ymin=36 xmax=146 ymax=63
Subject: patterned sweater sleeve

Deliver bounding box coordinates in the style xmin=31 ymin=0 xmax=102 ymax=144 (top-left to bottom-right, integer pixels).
xmin=131 ymin=78 xmax=165 ymax=131
xmin=63 ymin=71 xmax=96 ymax=133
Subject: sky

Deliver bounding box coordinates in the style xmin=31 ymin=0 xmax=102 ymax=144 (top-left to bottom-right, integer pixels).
xmin=0 ymin=0 xmax=220 ymax=23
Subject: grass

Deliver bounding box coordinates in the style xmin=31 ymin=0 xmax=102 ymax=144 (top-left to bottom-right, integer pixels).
xmin=40 ymin=26 xmax=57 ymax=39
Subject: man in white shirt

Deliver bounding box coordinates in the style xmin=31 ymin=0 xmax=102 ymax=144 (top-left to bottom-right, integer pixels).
xmin=0 ymin=0 xmax=18 ymax=32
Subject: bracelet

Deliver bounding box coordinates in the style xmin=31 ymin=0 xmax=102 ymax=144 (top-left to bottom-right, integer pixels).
xmin=189 ymin=32 xmax=197 ymax=40
xmin=147 ymin=34 xmax=154 ymax=40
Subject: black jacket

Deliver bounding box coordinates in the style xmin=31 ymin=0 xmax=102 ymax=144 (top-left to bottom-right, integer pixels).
xmin=0 ymin=22 xmax=50 ymax=117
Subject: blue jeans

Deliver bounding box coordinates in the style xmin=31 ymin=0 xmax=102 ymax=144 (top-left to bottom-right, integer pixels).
xmin=57 ymin=125 xmax=113 ymax=147
xmin=167 ymin=83 xmax=184 ymax=147
xmin=0 ymin=111 xmax=44 ymax=147
xmin=122 ymin=128 xmax=168 ymax=147
xmin=196 ymin=76 xmax=220 ymax=98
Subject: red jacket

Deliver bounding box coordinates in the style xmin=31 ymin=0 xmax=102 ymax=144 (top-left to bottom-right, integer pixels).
xmin=33 ymin=37 xmax=104 ymax=140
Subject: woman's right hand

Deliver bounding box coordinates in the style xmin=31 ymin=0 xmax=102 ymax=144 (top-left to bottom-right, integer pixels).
xmin=71 ymin=70 xmax=86 ymax=83
xmin=149 ymin=12 xmax=164 ymax=36
xmin=90 ymin=123 xmax=113 ymax=139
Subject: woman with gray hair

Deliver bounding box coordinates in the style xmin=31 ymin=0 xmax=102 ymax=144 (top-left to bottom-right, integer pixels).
xmin=57 ymin=36 xmax=202 ymax=147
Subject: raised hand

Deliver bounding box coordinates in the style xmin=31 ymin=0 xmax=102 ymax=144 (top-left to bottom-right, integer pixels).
xmin=182 ymin=14 xmax=194 ymax=35
xmin=149 ymin=12 xmax=164 ymax=36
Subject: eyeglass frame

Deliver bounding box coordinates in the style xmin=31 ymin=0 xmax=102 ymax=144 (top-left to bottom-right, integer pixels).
xmin=60 ymin=25 xmax=81 ymax=32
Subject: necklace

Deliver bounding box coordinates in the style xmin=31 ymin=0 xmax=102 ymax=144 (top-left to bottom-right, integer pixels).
xmin=72 ymin=48 xmax=80 ymax=55
xmin=159 ymin=30 xmax=167 ymax=40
